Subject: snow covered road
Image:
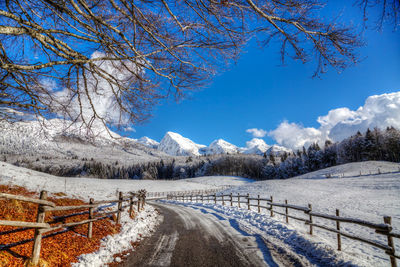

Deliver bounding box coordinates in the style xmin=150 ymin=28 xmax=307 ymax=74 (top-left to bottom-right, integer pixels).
xmin=118 ymin=202 xmax=289 ymax=267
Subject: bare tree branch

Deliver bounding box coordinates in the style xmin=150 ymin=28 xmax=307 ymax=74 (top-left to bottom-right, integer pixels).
xmin=0 ymin=0 xmax=365 ymax=131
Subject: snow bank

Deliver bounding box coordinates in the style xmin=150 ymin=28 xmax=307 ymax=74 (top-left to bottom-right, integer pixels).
xmin=72 ymin=205 xmax=161 ymax=267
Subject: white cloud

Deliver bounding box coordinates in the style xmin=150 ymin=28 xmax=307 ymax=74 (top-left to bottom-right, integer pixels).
xmin=123 ymin=126 xmax=136 ymax=132
xmin=269 ymin=121 xmax=322 ymax=150
xmin=246 ymin=128 xmax=267 ymax=138
xmin=269 ymin=91 xmax=400 ymax=150
xmin=47 ymin=51 xmax=142 ymax=132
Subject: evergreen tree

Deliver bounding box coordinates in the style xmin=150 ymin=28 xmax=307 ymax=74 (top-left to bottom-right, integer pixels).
xmin=269 ymin=153 xmax=276 ymax=166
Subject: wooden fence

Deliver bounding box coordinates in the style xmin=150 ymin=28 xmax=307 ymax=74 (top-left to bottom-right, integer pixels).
xmin=146 ymin=187 xmax=227 ymax=199
xmin=168 ymin=192 xmax=399 ymax=267
xmin=0 ymin=189 xmax=147 ymax=266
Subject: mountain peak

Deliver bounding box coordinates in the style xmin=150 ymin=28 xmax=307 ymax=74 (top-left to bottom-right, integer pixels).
xmin=137 ymin=136 xmax=159 ymax=148
xmin=207 ymin=139 xmax=238 ymax=154
xmin=243 ymin=138 xmax=270 ymax=155
xmin=158 ymin=131 xmax=205 ymax=156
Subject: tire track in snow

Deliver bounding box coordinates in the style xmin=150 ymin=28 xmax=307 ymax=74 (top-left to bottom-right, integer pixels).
xmin=148 ymin=231 xmax=179 ymax=266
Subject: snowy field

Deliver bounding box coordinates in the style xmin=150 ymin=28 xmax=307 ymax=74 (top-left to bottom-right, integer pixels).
xmin=201 ymin=161 xmax=400 ymax=266
xmin=181 ymin=175 xmax=255 ymax=187
xmin=0 ymin=162 xmax=224 ymax=201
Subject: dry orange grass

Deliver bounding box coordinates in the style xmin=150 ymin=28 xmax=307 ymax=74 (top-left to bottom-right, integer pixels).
xmin=0 ymin=185 xmax=121 ymax=266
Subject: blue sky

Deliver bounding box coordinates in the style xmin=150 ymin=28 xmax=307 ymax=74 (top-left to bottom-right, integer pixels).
xmin=128 ymin=3 xmax=400 ymax=148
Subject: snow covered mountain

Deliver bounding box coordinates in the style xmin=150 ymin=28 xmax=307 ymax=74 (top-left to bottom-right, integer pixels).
xmin=205 ymin=139 xmax=239 ymax=155
xmin=0 ymin=113 xmax=291 ymax=159
xmin=0 ymin=118 xmax=169 ymax=168
xmin=137 ymin=136 xmax=159 ymax=149
xmin=243 ymin=138 xmax=270 ymax=155
xmin=158 ymin=131 xmax=206 ymax=156
xmin=149 ymin=133 xmax=291 ymax=157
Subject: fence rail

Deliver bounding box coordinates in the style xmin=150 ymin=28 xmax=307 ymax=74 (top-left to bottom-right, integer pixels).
xmin=0 ymin=189 xmax=147 ymax=266
xmin=167 ymin=192 xmax=399 ymax=267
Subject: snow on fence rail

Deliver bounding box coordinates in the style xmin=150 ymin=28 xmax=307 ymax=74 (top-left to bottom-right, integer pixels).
xmin=0 ymin=189 xmax=147 ymax=266
xmin=168 ymin=192 xmax=399 ymax=267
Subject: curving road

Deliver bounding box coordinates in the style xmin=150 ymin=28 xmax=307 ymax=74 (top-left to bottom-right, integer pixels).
xmin=118 ymin=202 xmax=298 ymax=267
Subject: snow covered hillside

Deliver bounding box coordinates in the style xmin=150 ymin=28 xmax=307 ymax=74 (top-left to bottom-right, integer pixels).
xmin=0 ymin=118 xmax=171 ymax=171
xmin=293 ymin=160 xmax=400 ymax=179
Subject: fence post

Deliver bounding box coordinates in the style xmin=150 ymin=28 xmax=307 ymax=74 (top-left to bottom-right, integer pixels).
xmin=214 ymin=193 xmax=217 ymax=204
xmin=222 ymin=195 xmax=225 ymax=206
xmin=285 ymin=199 xmax=288 ymax=223
xmin=129 ymin=195 xmax=134 ymax=218
xmin=88 ymin=198 xmax=94 ymax=238
xmin=30 ymin=190 xmax=48 ymax=266
xmin=238 ymin=193 xmax=241 ymax=208
xmin=384 ymin=216 xmax=397 ymax=267
xmin=201 ymin=194 xmax=204 ymax=203
xmin=257 ymin=195 xmax=260 ymax=213
xmin=230 ymin=193 xmax=233 ymax=206
xmin=247 ymin=193 xmax=250 ymax=210
xmin=308 ymin=204 xmax=313 ymax=235
xmin=117 ymin=192 xmax=123 ymax=224
xmin=137 ymin=194 xmax=141 ymax=211
xmin=336 ymin=209 xmax=341 ymax=251
xmin=270 ymin=196 xmax=274 ymax=217
xmin=190 ymin=195 xmax=193 ymax=202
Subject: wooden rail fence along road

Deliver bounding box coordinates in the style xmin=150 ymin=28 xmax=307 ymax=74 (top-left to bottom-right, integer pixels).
xmin=0 ymin=189 xmax=147 ymax=266
xmin=168 ymin=192 xmax=399 ymax=267
xmin=146 ymin=187 xmax=230 ymax=199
